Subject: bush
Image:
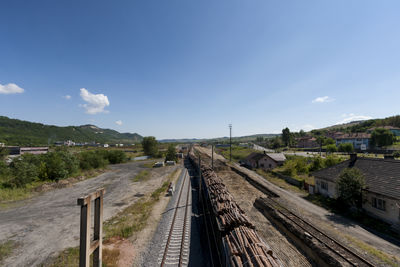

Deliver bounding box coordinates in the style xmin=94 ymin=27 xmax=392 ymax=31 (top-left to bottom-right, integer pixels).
xmin=336 ymin=168 xmax=365 ymax=208
xmin=309 ymin=156 xmax=324 ymax=172
xmin=9 ymin=159 xmax=38 ymax=187
xmin=165 ymin=145 xmax=177 ymax=162
xmin=338 ymin=143 xmax=354 ymax=153
xmin=326 ymin=144 xmax=337 ymax=153
xmin=41 ymin=152 xmax=69 ymax=181
xmin=104 ymin=150 xmax=127 ymax=164
xmin=324 ymin=155 xmax=342 ymax=167
xmin=79 ymin=151 xmax=108 ymax=170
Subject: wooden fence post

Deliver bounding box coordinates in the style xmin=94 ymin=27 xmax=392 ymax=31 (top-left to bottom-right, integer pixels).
xmin=77 ymin=188 xmax=105 ymax=267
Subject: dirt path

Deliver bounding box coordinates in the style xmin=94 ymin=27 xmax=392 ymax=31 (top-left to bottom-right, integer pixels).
xmin=0 ymin=161 xmax=177 ymax=267
xmin=216 ymin=169 xmax=312 ymax=267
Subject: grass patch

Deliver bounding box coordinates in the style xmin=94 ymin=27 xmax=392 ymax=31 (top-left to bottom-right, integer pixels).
xmin=344 ymin=235 xmax=400 ymax=267
xmin=46 ymin=247 xmax=79 ymax=267
xmin=218 ymin=145 xmax=258 ymax=163
xmin=0 ymin=240 xmax=17 ymax=263
xmin=142 ymin=160 xmax=158 ymax=168
xmin=132 ymin=170 xmax=150 ymax=182
xmin=256 ymin=169 xmax=306 ymax=194
xmin=105 ymin=168 xmax=181 ymax=239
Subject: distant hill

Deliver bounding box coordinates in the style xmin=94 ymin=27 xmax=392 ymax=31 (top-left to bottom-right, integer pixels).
xmin=159 ymin=133 xmax=279 ymax=144
xmin=315 ymin=115 xmax=400 ymax=133
xmin=0 ymin=116 xmax=142 ymax=146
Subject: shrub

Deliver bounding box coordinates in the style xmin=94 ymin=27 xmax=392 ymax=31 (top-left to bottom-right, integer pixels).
xmin=324 ymin=155 xmax=342 ymax=167
xmin=79 ymin=151 xmax=108 ymax=170
xmin=309 ymin=156 xmax=324 ymax=172
xmin=336 ymin=168 xmax=365 ymax=208
xmin=10 ymin=159 xmax=39 ymax=187
xmin=42 ymin=153 xmax=69 ymax=181
xmin=326 ymin=144 xmax=337 ymax=153
xmin=104 ymin=150 xmax=127 ymax=164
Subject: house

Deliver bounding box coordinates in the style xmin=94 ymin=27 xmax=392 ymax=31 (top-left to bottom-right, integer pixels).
xmin=296 ymin=136 xmax=319 ymax=148
xmin=368 ymin=126 xmax=400 ymax=137
xmin=313 ymin=154 xmax=400 ymax=231
xmin=243 ymin=152 xmax=286 ymax=170
xmin=335 ymin=133 xmax=371 ymax=150
xmin=258 ymin=152 xmax=286 ymax=170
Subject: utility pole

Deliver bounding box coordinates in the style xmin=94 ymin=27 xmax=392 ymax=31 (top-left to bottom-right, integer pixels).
xmin=229 ymin=124 xmax=232 ymax=162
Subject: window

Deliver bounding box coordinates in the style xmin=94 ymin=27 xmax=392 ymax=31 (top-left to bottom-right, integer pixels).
xmin=321 ymin=181 xmax=328 ymax=191
xmin=372 ymin=197 xmax=386 ymax=211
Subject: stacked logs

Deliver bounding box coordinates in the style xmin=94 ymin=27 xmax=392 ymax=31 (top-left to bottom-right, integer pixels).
xmin=223 ymin=226 xmax=281 ymax=267
xmin=189 ymin=150 xmax=282 ymax=267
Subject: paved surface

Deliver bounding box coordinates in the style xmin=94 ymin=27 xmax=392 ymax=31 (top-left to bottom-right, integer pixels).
xmin=0 ymin=161 xmax=177 ymax=267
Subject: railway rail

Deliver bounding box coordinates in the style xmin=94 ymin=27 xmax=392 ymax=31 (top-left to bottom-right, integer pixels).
xmin=257 ymin=197 xmax=375 ymax=267
xmin=159 ymin=170 xmax=191 ymax=267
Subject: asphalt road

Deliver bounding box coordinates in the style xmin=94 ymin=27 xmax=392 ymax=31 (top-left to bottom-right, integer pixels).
xmin=0 ymin=161 xmax=175 ymax=267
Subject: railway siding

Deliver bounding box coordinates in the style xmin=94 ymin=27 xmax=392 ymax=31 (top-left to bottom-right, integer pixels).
xmin=255 ymin=197 xmax=375 ymax=267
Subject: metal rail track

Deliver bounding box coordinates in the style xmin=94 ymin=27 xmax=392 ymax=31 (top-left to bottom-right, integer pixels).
xmin=159 ymin=170 xmax=191 ymax=267
xmin=264 ymin=197 xmax=375 ymax=267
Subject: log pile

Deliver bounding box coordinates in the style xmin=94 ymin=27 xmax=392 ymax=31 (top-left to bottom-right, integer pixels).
xmin=223 ymin=226 xmax=281 ymax=267
xmin=189 ymin=150 xmax=283 ymax=267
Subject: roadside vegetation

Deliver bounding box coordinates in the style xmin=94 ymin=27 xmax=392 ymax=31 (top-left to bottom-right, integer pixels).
xmin=218 ymin=145 xmax=258 ymax=162
xmin=0 ymin=148 xmax=127 ymax=202
xmin=0 ymin=240 xmax=17 ymax=264
xmin=132 ymin=170 xmax=150 ymax=182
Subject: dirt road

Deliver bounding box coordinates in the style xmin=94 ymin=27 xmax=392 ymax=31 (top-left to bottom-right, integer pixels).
xmin=0 ymin=161 xmax=177 ymax=267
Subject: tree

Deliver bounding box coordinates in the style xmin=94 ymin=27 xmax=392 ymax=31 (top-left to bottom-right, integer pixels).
xmin=338 ymin=143 xmax=354 ymax=153
xmin=371 ymin=128 xmax=395 ymax=147
xmin=141 ymin=136 xmax=159 ymax=157
xmin=336 ymin=168 xmax=365 ymax=208
xmin=165 ymin=144 xmax=177 ymax=162
xmin=282 ymin=128 xmax=292 ymax=147
xmin=326 ymin=144 xmax=337 ymax=154
xmin=270 ymin=137 xmax=282 ymax=149
xmin=324 ymin=138 xmax=335 ymax=146
xmin=299 ymin=129 xmax=306 ymax=137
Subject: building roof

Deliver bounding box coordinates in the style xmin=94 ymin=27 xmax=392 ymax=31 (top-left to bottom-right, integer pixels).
xmin=265 ymin=153 xmax=286 ymax=163
xmin=244 ymin=152 xmax=265 ymax=162
xmin=312 ymin=157 xmax=400 ymax=200
xmin=336 ymin=133 xmax=371 ymax=140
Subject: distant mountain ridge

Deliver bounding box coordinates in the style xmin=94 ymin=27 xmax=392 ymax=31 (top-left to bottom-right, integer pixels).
xmin=0 ymin=116 xmax=142 ymax=146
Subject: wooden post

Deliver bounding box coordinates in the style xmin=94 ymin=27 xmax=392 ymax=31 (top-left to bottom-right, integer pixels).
xmin=77 ymin=188 xmax=105 ymax=267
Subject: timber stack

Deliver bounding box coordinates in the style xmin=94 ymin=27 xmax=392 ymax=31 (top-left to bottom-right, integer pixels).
xmin=189 ymin=149 xmax=282 ymax=267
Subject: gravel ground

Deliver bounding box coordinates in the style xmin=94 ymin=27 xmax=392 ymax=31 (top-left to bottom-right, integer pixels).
xmin=138 ymin=159 xmax=210 ymax=267
xmin=0 ymin=161 xmax=177 ymax=267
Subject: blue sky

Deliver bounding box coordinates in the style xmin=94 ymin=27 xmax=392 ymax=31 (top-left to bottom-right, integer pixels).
xmin=1 ymin=1 xmax=400 ymax=139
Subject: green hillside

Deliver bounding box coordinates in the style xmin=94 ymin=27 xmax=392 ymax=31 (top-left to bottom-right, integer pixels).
xmin=0 ymin=116 xmax=142 ymax=146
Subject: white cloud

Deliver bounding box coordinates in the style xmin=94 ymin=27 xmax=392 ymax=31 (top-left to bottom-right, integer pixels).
xmin=115 ymin=120 xmax=123 ymax=126
xmin=63 ymin=95 xmax=71 ymax=100
xmin=79 ymin=88 xmax=110 ymax=114
xmin=312 ymin=96 xmax=334 ymax=103
xmin=336 ymin=114 xmax=372 ymax=124
xmin=0 ymin=83 xmax=24 ymax=94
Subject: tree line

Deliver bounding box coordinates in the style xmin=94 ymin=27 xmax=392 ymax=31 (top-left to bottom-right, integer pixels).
xmin=0 ymin=149 xmax=127 ymax=188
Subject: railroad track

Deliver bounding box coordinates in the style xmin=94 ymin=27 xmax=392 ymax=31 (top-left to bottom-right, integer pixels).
xmin=259 ymin=197 xmax=375 ymax=267
xmin=159 ymin=170 xmax=191 ymax=267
